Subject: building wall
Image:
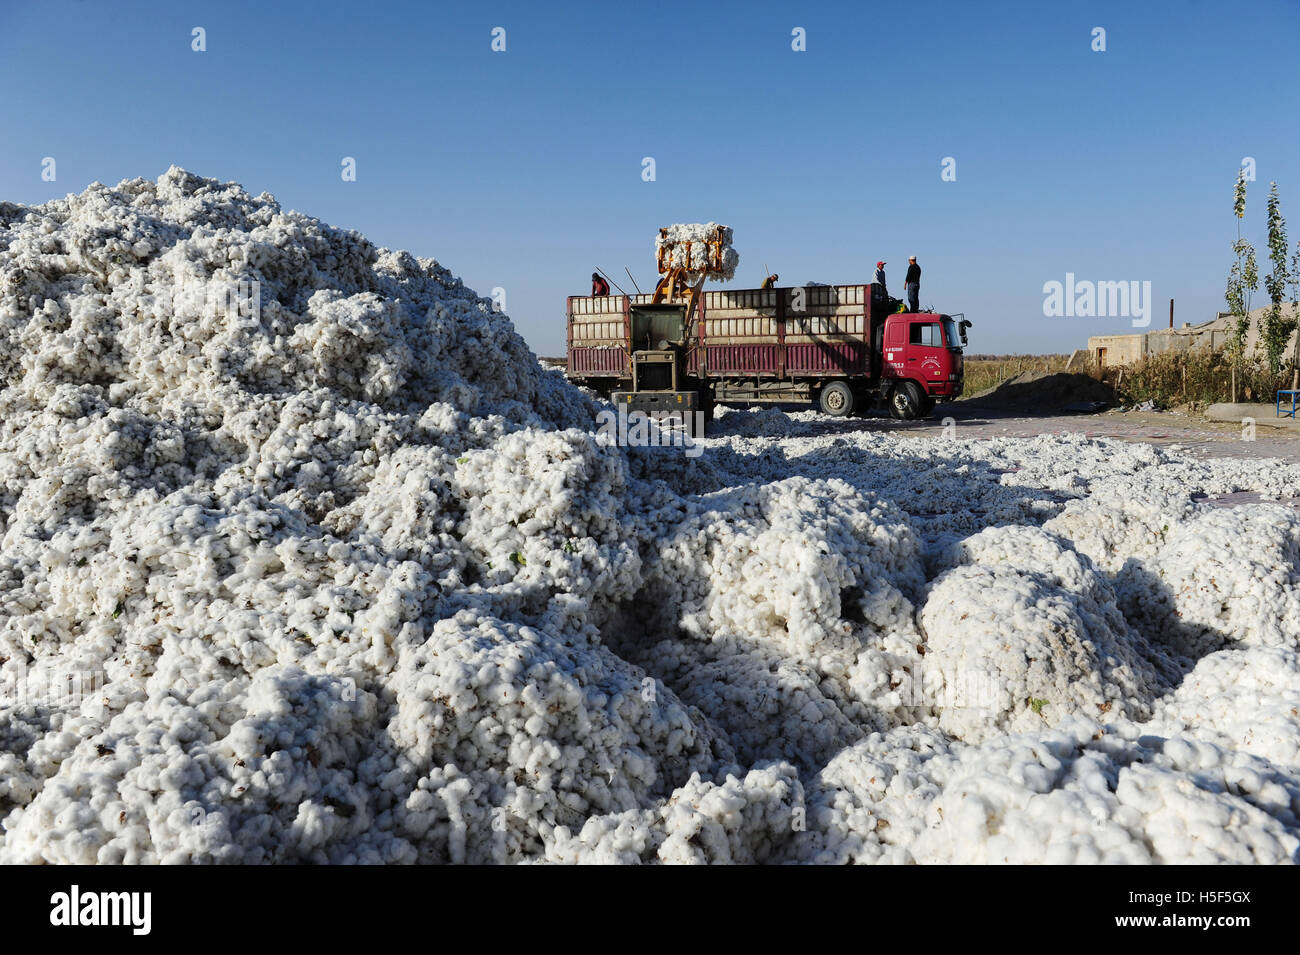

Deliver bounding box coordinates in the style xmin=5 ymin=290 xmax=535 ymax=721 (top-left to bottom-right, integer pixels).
xmin=1088 ymin=303 xmax=1299 ymax=368
xmin=1088 ymin=333 xmax=1145 ymax=369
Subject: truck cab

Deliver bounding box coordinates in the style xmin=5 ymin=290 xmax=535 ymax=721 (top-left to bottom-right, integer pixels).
xmin=878 ymin=312 xmax=964 ymax=418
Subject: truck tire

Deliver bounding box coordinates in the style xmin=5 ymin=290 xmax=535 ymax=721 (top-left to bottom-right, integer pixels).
xmin=819 ymin=381 xmax=855 ymax=417
xmin=889 ymin=381 xmax=924 ymax=420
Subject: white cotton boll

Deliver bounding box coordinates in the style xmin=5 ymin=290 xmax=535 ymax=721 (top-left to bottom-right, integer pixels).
xmin=1127 ymin=504 xmax=1300 ymax=657
xmin=638 ymin=477 xmax=924 ymax=659
xmin=654 ymin=763 xmax=802 ymax=864
xmin=1146 ymin=647 xmax=1300 ymax=769
xmin=0 ymin=168 xmax=616 ymax=864
xmin=919 ymin=526 xmax=1168 ymax=743
xmin=379 ymin=612 xmax=730 ymax=861
xmin=5 ymin=167 xmax=1300 ymax=865
xmin=787 ymin=715 xmax=1300 ymax=865
xmin=1043 ymin=488 xmax=1193 ymax=574
xmin=1115 ymin=756 xmax=1300 ymax=864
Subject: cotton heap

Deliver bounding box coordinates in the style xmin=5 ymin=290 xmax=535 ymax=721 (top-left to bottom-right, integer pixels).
xmin=0 ymin=168 xmax=706 ymax=863
xmin=1 ymin=170 xmax=1299 ymax=865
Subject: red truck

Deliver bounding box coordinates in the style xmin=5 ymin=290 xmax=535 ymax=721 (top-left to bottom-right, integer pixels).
xmin=566 ymin=282 xmax=967 ymax=431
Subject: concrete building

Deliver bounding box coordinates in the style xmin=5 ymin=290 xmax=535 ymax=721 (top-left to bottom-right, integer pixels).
xmin=1088 ymin=304 xmax=1300 ymax=369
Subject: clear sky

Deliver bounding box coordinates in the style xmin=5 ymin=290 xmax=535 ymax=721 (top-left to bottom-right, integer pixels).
xmin=2 ymin=0 xmax=1298 ymax=355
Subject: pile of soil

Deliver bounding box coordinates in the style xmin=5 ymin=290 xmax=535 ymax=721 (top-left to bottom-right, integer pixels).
xmin=959 ymin=371 xmax=1116 ymax=412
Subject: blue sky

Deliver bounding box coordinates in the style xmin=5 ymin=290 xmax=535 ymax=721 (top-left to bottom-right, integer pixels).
xmin=2 ymin=0 xmax=1298 ymax=354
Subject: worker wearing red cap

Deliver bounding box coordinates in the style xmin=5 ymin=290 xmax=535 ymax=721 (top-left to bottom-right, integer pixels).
xmin=874 ymin=260 xmax=888 ymax=298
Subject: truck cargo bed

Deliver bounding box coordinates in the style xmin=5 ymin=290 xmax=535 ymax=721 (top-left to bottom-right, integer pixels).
xmin=567 ymin=284 xmax=878 ymax=383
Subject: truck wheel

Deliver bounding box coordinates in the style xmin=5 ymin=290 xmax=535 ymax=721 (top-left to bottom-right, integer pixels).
xmin=889 ymin=381 xmax=924 ymax=420
xmin=818 ymin=381 xmax=855 ymax=417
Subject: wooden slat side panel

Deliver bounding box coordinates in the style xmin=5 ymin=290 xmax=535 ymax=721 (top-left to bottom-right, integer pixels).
xmin=567 ymin=346 xmax=627 ymax=376
xmin=569 ymin=284 xmax=874 ymax=360
xmin=703 ymin=344 xmax=783 ymax=375
xmin=784 ymin=342 xmax=867 ymax=375
xmin=784 ymin=313 xmax=864 ymax=338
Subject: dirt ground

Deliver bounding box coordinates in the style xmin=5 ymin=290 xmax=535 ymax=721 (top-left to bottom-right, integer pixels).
xmin=773 ymin=405 xmax=1300 ymax=512
xmin=837 ymin=405 xmax=1300 ymax=465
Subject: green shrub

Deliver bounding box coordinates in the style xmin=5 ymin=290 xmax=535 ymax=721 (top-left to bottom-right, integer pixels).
xmin=1103 ymin=347 xmax=1295 ymax=407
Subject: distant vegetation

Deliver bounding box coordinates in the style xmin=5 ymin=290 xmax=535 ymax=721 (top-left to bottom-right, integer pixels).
xmin=967 ymin=348 xmax=1297 ymax=409
xmin=1100 ymin=349 xmax=1294 ymax=408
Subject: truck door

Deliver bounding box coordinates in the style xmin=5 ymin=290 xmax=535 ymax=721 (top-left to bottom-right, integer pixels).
xmin=905 ymin=319 xmax=950 ymax=389
xmin=881 ymin=319 xmax=907 ymax=378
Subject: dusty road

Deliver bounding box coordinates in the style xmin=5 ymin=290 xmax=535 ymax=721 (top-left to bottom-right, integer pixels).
xmin=816 ymin=405 xmax=1300 ymax=466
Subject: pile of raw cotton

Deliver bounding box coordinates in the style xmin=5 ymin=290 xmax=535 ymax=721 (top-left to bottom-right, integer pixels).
xmin=656 ymin=223 xmax=739 ymax=280
xmin=1 ymin=170 xmax=1298 ymax=865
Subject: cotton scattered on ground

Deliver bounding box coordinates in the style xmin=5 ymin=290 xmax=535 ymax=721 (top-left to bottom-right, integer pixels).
xmin=1 ymin=170 xmax=1298 ymax=864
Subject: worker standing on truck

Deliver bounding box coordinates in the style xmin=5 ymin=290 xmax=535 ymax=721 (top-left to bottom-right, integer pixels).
xmin=874 ymin=261 xmax=888 ymax=298
xmin=591 ymin=272 xmax=610 ymax=296
xmin=904 ymin=256 xmax=921 ymax=312
xmin=760 ymin=273 xmax=779 ymax=289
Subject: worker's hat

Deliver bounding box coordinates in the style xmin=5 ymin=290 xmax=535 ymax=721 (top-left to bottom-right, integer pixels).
xmin=876 ymin=261 xmax=886 ymax=268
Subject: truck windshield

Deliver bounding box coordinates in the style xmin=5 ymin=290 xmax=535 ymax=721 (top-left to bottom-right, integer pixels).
xmin=942 ymin=317 xmax=960 ymax=349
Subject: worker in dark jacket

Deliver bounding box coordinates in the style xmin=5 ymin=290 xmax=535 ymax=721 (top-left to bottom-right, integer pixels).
xmin=591 ymin=272 xmax=610 ymax=296
xmin=904 ymin=256 xmax=921 ymax=312
xmin=874 ymin=260 xmax=888 ymax=297
xmin=760 ymin=273 xmax=779 ymax=289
